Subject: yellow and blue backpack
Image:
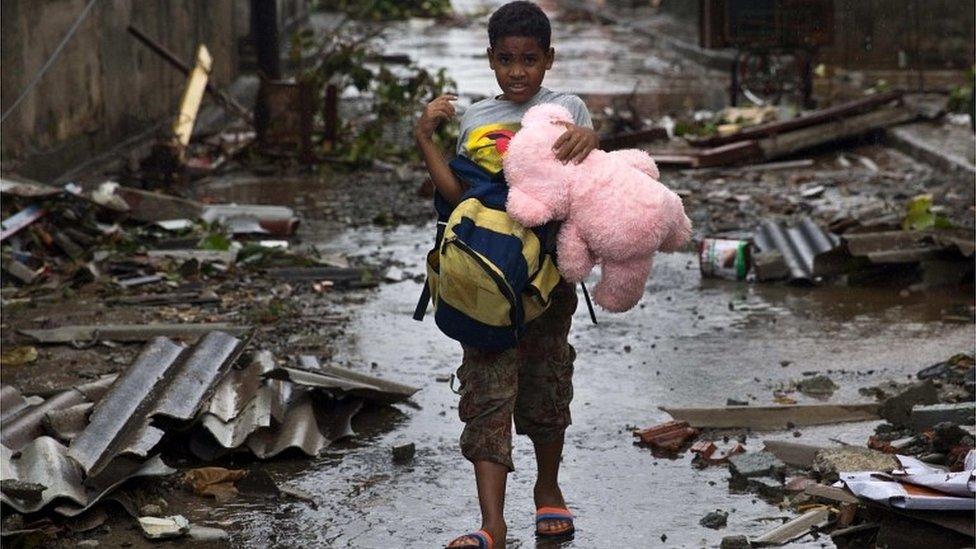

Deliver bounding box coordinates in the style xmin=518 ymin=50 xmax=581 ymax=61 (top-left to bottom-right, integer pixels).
xmin=413 ymin=156 xmax=564 ymax=351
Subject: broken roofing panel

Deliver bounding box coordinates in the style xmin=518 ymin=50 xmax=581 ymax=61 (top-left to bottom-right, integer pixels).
xmin=245 ymin=391 xmax=362 ymax=459
xmin=753 ymin=217 xmax=841 ymax=282
xmin=68 ymin=332 xmax=244 ymax=476
xmin=0 ymin=385 xmax=42 ymax=424
xmin=2 ymin=376 xmax=116 ymax=452
xmin=268 ymin=358 xmax=419 ymax=404
xmin=197 ymin=352 xmax=294 ymax=450
xmin=1 ymin=437 xmax=86 ymax=513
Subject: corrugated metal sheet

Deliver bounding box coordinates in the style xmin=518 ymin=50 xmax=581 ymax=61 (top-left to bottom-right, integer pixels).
xmin=2 ymin=376 xmax=116 ymax=452
xmin=753 ymin=217 xmax=840 ymax=282
xmin=0 ymin=436 xmax=174 ymax=515
xmin=69 ymin=331 xmax=244 ymax=476
xmin=196 ymin=351 xmax=294 ymax=451
xmin=268 ymin=358 xmax=419 ymax=404
xmin=245 ymin=392 xmax=362 ymax=459
xmin=1 ymin=385 xmax=42 ymax=423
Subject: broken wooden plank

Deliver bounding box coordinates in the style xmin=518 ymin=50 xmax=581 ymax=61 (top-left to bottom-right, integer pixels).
xmin=20 ymin=323 xmax=248 ymax=343
xmin=107 ymin=291 xmax=219 ymax=307
xmin=804 ymin=484 xmax=861 ymax=505
xmin=752 ymin=507 xmax=831 ymax=546
xmin=762 ymin=441 xmax=825 ymax=468
xmin=689 ymin=91 xmax=904 ymax=148
xmin=145 ymin=250 xmax=237 ymax=264
xmin=758 ymin=106 xmax=916 ymax=160
xmin=173 ymin=45 xmax=213 ymax=149
xmin=661 ymin=403 xmax=880 ymax=430
xmin=127 ymin=25 xmax=252 ymax=125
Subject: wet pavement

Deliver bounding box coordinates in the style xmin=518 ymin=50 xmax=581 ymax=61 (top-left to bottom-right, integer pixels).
xmin=202 ymin=220 xmax=971 ymax=548
xmin=379 ymin=0 xmax=725 ymax=110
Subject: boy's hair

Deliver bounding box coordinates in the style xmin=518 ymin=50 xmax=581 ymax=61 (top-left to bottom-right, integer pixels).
xmin=488 ymin=1 xmax=551 ymax=51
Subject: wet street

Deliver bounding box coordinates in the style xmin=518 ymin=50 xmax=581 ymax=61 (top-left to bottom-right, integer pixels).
xmin=4 ymin=1 xmax=973 ymax=548
xmin=205 ymin=221 xmax=970 ymax=548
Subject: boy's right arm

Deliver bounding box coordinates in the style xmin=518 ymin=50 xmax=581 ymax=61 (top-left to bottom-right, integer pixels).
xmin=415 ymin=94 xmax=464 ymax=204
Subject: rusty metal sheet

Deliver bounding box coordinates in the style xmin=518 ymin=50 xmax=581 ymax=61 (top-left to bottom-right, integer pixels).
xmin=2 ymin=376 xmax=116 ymax=452
xmin=68 ymin=332 xmax=244 ymax=476
xmin=267 ymin=359 xmax=419 ymax=404
xmin=753 ymin=217 xmax=840 ymax=282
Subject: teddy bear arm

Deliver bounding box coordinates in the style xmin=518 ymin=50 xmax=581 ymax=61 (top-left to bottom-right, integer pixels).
xmin=506 ymin=187 xmax=554 ymax=227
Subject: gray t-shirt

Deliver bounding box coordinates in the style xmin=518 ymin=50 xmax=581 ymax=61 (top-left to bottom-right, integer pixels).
xmin=456 ymin=87 xmax=592 ymax=174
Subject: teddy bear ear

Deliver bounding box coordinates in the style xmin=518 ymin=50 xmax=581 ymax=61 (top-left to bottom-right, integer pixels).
xmin=521 ymin=103 xmax=574 ymax=127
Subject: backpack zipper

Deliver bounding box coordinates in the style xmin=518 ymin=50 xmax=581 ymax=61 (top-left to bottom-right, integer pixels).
xmin=443 ymin=236 xmax=521 ymax=333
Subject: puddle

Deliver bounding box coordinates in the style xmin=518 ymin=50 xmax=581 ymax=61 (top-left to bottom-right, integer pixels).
xmin=218 ymin=222 xmax=971 ymax=548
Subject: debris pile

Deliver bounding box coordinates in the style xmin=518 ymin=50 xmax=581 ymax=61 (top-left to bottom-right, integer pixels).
xmin=0 ymin=332 xmax=418 ymax=535
xmin=634 ymin=352 xmax=975 ymax=546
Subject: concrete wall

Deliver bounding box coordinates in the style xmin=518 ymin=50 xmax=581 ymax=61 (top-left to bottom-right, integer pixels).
xmin=1 ymin=0 xmax=308 ymax=180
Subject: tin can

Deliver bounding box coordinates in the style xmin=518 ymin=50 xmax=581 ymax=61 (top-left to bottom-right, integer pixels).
xmin=699 ymin=238 xmax=750 ymax=280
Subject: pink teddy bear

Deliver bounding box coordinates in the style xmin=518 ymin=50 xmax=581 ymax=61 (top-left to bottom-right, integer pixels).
xmin=503 ymin=103 xmax=693 ymax=312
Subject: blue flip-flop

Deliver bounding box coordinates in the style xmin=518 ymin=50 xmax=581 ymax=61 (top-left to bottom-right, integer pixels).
xmin=536 ymin=507 xmax=575 ymax=538
xmin=446 ymin=529 xmax=494 ymax=549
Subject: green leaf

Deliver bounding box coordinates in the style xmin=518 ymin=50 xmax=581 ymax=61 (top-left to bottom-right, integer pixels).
xmin=198 ymin=233 xmax=232 ymax=251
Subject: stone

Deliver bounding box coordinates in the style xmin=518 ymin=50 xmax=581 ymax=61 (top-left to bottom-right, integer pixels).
xmin=876 ymin=381 xmax=939 ymax=427
xmin=139 ymin=504 xmax=163 ymax=517
xmin=726 ymin=398 xmax=749 ymax=406
xmin=77 ymin=541 xmax=100 ymax=548
xmin=729 ymin=451 xmax=786 ymax=480
xmin=392 ymin=442 xmax=416 ymax=463
xmin=747 ymin=477 xmax=786 ymax=501
xmin=720 ymin=534 xmax=751 ymax=549
xmin=813 ymin=447 xmax=899 ymax=482
xmin=910 ymin=403 xmax=976 ymax=431
xmin=797 ymin=375 xmax=838 ymax=397
xmin=138 ymin=516 xmax=190 ymax=540
xmin=700 ymin=510 xmax=729 ymax=529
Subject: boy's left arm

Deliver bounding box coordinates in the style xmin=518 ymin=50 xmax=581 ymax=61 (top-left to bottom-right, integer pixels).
xmin=552 ymin=121 xmax=599 ymax=165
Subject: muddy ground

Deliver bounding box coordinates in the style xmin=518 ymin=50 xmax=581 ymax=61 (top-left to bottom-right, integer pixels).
xmin=3 ymin=1 xmax=975 ymax=548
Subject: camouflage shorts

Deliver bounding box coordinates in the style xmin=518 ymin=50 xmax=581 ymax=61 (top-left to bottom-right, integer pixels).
xmin=456 ymin=280 xmax=578 ymax=471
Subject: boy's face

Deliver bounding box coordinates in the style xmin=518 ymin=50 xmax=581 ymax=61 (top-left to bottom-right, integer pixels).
xmin=488 ymin=36 xmax=554 ymax=103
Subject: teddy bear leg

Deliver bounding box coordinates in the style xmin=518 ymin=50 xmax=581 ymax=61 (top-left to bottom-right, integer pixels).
xmin=591 ymin=255 xmax=654 ymax=312
xmin=556 ymin=221 xmax=595 ymax=282
xmin=506 ymin=187 xmax=553 ymax=228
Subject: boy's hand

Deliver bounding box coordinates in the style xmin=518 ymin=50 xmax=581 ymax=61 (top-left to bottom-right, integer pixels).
xmin=552 ymin=121 xmax=599 ymax=164
xmin=415 ymin=94 xmax=458 ymax=142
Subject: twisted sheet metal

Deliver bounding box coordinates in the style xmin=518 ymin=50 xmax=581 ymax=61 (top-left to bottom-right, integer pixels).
xmin=0 ymin=437 xmax=173 ymax=515
xmin=267 ymin=358 xmax=419 ymax=404
xmin=753 ymin=217 xmax=840 ymax=282
xmin=2 ymin=375 xmax=116 ymax=452
xmin=68 ymin=331 xmax=244 ymax=476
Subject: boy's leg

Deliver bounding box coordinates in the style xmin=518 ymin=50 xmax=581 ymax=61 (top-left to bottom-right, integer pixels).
xmin=514 ymin=280 xmax=578 ymax=534
xmin=451 ymin=346 xmax=520 ymax=546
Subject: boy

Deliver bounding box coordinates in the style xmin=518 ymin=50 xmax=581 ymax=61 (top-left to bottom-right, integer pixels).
xmin=413 ymin=2 xmax=599 ymax=548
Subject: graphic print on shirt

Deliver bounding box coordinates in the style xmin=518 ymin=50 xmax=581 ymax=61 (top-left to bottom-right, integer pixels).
xmin=463 ymin=122 xmax=520 ymax=174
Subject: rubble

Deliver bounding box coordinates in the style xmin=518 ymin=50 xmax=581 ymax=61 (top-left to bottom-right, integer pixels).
xmin=909 ymin=403 xmax=976 ymax=430
xmin=699 ymin=509 xmax=728 ymax=529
